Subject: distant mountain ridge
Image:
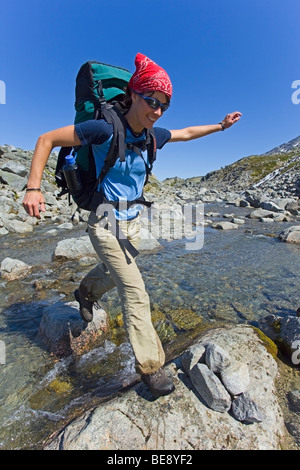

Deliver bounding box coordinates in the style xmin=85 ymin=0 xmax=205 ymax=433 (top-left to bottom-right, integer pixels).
xmin=189 ymin=135 xmax=300 ymax=192
xmin=265 ymin=135 xmax=300 ymax=155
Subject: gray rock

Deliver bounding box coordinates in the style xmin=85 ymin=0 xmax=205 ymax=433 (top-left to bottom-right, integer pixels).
xmin=211 ymin=221 xmax=239 ymax=230
xmin=181 ymin=343 xmax=206 ymax=375
xmin=176 ymin=191 xmax=190 ymax=200
xmin=4 ymin=219 xmax=34 ymax=234
xmin=45 ymin=229 xmax=59 ymax=236
xmin=279 ymin=225 xmax=300 ymax=244
xmin=190 ymin=363 xmax=232 ymax=413
xmin=206 ymin=211 xmax=221 ymax=217
xmin=0 ymin=195 xmax=20 ymax=214
xmin=44 ymin=192 xmax=59 ymax=206
xmin=231 ymin=392 xmax=265 ymax=423
xmin=37 ymin=300 xmax=108 ymax=357
xmin=0 ymin=170 xmax=27 ymax=191
xmin=205 ymin=343 xmax=231 ymax=373
xmin=288 ymin=390 xmax=300 ymax=412
xmin=259 ymin=314 xmax=300 ymax=359
xmin=285 ymin=421 xmax=300 ymax=446
xmin=260 ymin=201 xmax=282 ymax=212
xmin=273 ymin=198 xmax=294 ymax=210
xmin=56 ymin=222 xmax=74 ymax=230
xmin=0 ymin=257 xmax=31 ymax=280
xmin=221 ymin=361 xmax=250 ymax=396
xmin=244 ymin=190 xmax=263 ymax=208
xmin=53 ymin=229 xmax=161 ymax=260
xmin=272 ymin=213 xmax=290 ymax=222
xmin=1 ymin=161 xmax=28 ymax=177
xmin=286 ymin=201 xmax=300 ymax=215
xmin=239 ymin=199 xmax=251 ymax=207
xmin=248 ymin=208 xmax=276 ymax=219
xmin=53 ymin=236 xmax=96 ymax=260
xmin=231 ymin=217 xmax=245 ymax=225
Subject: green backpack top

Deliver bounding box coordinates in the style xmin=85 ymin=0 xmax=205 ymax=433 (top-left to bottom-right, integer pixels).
xmin=75 ymin=61 xmax=131 ymax=123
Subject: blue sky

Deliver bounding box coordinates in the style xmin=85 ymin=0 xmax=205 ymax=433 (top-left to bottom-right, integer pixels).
xmin=0 ymin=0 xmax=299 ymax=180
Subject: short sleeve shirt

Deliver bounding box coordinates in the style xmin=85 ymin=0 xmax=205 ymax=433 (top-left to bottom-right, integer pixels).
xmin=75 ymin=119 xmax=171 ymax=220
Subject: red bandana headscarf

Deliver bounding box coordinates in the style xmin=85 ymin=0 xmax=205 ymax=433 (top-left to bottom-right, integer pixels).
xmin=128 ymin=53 xmax=173 ymax=99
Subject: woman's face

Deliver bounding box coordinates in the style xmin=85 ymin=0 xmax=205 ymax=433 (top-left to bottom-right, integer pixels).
xmin=131 ymin=90 xmax=168 ymax=131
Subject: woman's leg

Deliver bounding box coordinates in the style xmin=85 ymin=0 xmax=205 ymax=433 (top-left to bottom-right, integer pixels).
xmin=79 ymin=261 xmax=115 ymax=302
xmin=83 ymin=212 xmax=165 ymax=376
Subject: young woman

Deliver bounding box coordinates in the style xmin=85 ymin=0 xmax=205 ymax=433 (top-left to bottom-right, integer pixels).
xmin=23 ymin=53 xmax=241 ymax=398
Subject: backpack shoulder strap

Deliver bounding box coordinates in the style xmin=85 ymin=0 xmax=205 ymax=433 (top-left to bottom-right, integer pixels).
xmin=96 ymin=105 xmax=157 ymax=187
xmin=142 ymin=128 xmax=157 ymax=184
xmin=101 ymin=105 xmax=127 ymax=162
xmin=146 ymin=128 xmax=157 ymax=166
xmin=96 ymin=117 xmax=120 ymax=186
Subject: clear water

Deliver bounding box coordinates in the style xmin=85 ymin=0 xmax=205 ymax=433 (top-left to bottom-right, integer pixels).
xmin=0 ymin=203 xmax=299 ymax=449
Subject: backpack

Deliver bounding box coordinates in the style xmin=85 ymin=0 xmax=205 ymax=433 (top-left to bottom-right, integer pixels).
xmin=55 ymin=61 xmax=157 ymax=213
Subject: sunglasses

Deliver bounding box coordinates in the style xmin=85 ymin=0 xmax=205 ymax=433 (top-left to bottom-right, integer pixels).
xmin=135 ymin=92 xmax=170 ymax=112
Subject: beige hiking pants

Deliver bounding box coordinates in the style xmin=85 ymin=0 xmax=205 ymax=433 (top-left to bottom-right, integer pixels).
xmin=79 ymin=211 xmax=165 ymax=375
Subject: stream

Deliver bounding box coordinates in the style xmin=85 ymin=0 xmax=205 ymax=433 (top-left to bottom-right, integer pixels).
xmin=0 ymin=203 xmax=299 ymax=449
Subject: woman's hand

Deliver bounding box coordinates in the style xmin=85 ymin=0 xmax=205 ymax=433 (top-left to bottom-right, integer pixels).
xmin=221 ymin=111 xmax=242 ymax=130
xmin=22 ymin=124 xmax=81 ymax=218
xmin=23 ymin=190 xmax=46 ymax=219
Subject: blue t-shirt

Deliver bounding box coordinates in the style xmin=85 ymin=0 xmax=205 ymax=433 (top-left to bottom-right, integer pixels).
xmin=75 ymin=119 xmax=171 ymax=220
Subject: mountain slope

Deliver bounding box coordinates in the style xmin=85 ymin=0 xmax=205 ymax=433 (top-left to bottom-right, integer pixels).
xmin=197 ymin=136 xmax=300 ymax=191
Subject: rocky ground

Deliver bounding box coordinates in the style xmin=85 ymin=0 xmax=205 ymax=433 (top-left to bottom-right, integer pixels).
xmin=0 ymin=141 xmax=300 ymax=450
xmin=44 ymin=325 xmax=292 ymax=450
xmin=0 ymin=142 xmax=299 ymax=239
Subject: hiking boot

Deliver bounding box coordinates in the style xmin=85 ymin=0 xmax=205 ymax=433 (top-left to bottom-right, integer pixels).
xmin=141 ymin=368 xmax=175 ymax=398
xmin=74 ymin=289 xmax=94 ymax=323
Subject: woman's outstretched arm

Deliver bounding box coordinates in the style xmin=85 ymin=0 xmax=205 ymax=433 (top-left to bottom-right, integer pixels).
xmin=169 ymin=111 xmax=242 ymax=142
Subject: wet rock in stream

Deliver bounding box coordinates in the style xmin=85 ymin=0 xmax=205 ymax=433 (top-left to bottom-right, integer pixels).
xmin=37 ymin=300 xmax=108 ymax=357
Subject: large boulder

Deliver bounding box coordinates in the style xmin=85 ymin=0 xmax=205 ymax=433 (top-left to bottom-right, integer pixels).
xmin=259 ymin=314 xmax=300 ymax=361
xmin=37 ymin=300 xmax=108 ymax=357
xmin=53 ymin=236 xmax=96 ymax=260
xmin=0 ymin=257 xmax=32 ymax=280
xmin=44 ymin=325 xmax=287 ymax=450
xmin=211 ymin=221 xmax=239 ymax=230
xmin=53 ymin=229 xmax=161 ymax=260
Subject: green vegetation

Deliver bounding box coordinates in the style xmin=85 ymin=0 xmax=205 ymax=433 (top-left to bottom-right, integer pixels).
xmin=252 ymin=326 xmax=278 ymax=359
xmin=200 ymin=150 xmax=299 ymax=187
xmin=241 ymin=151 xmax=299 ymax=182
